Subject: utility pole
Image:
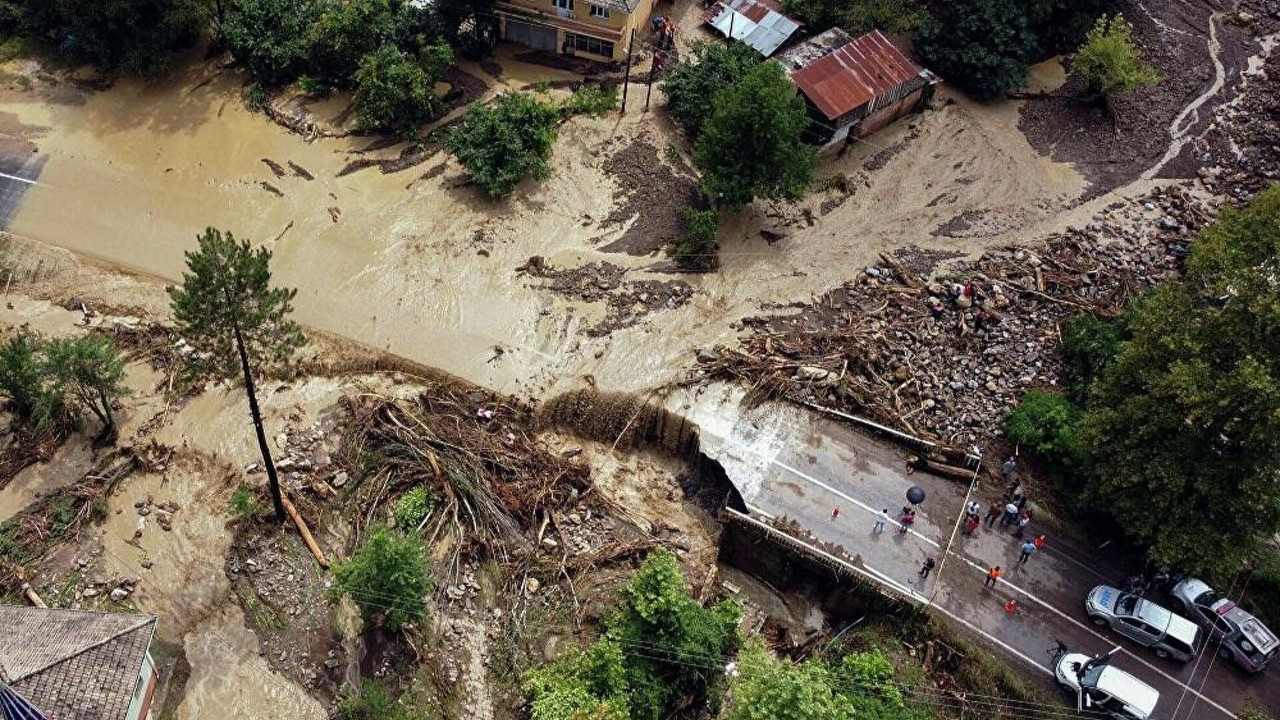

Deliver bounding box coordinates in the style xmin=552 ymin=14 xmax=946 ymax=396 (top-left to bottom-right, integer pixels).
xmin=620 ymin=28 xmax=636 ymax=113
xmin=644 ymin=52 xmax=658 ymax=111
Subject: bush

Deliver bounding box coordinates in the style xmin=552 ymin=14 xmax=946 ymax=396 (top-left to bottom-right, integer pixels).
xmin=673 ymin=207 xmax=720 ymax=270
xmin=222 ymin=0 xmax=328 ymax=86
xmin=352 ymin=43 xmax=451 ymax=131
xmin=1000 ymin=391 xmax=1081 ymax=467
xmin=308 ymin=0 xmax=406 ymax=82
xmin=0 ymin=333 xmax=63 ymax=431
xmin=393 ymin=487 xmax=437 ymax=530
xmin=333 ymin=526 xmax=432 ymax=631
xmin=1073 ymin=14 xmax=1159 ymax=105
xmin=446 ymin=93 xmax=560 ymax=197
xmin=229 ymin=485 xmax=264 ymax=519
xmin=1058 ymin=313 xmax=1125 ymax=405
xmin=916 ymin=0 xmax=1037 ymax=101
xmin=337 ymin=681 xmax=416 ymax=720
xmin=662 ymin=41 xmax=760 ymax=138
xmin=561 ymin=85 xmax=618 ymax=117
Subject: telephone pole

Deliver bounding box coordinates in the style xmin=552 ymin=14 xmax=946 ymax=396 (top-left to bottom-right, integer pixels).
xmin=620 ymin=28 xmax=637 ymax=113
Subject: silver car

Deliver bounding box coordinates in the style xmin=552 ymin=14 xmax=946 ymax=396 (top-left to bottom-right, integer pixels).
xmin=1086 ymin=585 xmax=1204 ymax=661
xmin=1167 ymin=577 xmax=1279 ymax=673
xmin=1055 ymin=651 xmax=1159 ymax=720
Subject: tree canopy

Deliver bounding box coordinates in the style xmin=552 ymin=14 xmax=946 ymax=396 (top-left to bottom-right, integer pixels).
xmin=663 ymin=41 xmax=761 ymax=138
xmin=1078 ymin=187 xmax=1280 ymax=574
xmin=333 ymin=526 xmax=432 ymax=631
xmin=916 ymin=0 xmax=1037 ymax=101
xmin=353 ymin=43 xmax=452 ymax=131
xmin=0 ymin=332 xmax=128 ymax=440
xmin=222 ymin=0 xmax=327 ymax=86
xmin=446 ymin=93 xmax=560 ymax=197
xmin=308 ymin=0 xmax=409 ymax=82
xmin=28 ymin=0 xmax=205 ymax=73
xmin=694 ymin=62 xmax=816 ymax=210
xmin=1073 ymin=14 xmax=1159 ymax=105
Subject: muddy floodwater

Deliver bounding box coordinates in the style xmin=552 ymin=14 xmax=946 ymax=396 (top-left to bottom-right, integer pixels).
xmin=0 ymin=51 xmax=1099 ymax=401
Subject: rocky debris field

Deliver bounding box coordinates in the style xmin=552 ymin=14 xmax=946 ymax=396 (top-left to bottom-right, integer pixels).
xmin=519 ymin=256 xmax=694 ymax=336
xmin=597 ymin=137 xmax=700 ymax=255
xmin=693 ymin=184 xmax=1212 ymax=448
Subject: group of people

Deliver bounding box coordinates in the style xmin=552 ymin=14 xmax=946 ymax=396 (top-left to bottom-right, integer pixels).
xmin=927 ymin=279 xmax=1000 ymax=333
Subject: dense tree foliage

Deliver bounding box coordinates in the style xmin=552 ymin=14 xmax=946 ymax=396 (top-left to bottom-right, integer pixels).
xmin=353 ymin=43 xmax=451 ymax=131
xmin=1073 ymin=14 xmax=1159 ymax=105
xmin=0 ymin=333 xmax=128 ymax=439
xmin=694 ymin=62 xmax=816 ymax=210
xmin=1078 ymin=187 xmax=1280 ymax=574
xmin=780 ymin=0 xmax=926 ymax=35
xmin=1025 ymin=0 xmax=1112 ymax=54
xmin=308 ymin=0 xmax=408 ymax=82
xmin=12 ymin=0 xmax=205 ymax=73
xmin=1058 ymin=313 xmax=1126 ymax=405
xmin=446 ymin=93 xmax=560 ymax=197
xmin=432 ymin=0 xmax=499 ymax=59
xmin=916 ymin=0 xmax=1037 ymax=101
xmin=169 ymin=227 xmax=305 ymax=521
xmin=724 ymin=641 xmax=924 ymax=720
xmin=0 ymin=334 xmax=64 ymax=432
xmin=333 ymin=526 xmax=432 ymax=631
xmin=525 ymin=548 xmax=741 ymax=720
xmin=673 ymin=207 xmax=720 ymax=271
xmin=663 ymin=41 xmax=760 ymax=138
xmin=1000 ymin=391 xmax=1081 ymax=468
xmin=222 ymin=0 xmax=327 ymax=86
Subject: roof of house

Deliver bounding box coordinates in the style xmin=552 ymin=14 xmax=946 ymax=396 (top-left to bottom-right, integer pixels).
xmin=786 ymin=29 xmax=933 ymax=121
xmin=0 ymin=606 xmax=157 ymax=720
xmin=705 ymin=0 xmax=800 ymax=57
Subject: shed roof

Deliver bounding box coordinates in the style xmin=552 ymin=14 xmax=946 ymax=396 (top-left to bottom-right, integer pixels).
xmin=788 ymin=30 xmax=931 ymax=121
xmin=0 ymin=606 xmax=156 ymax=720
xmin=705 ymin=0 xmax=800 ymax=57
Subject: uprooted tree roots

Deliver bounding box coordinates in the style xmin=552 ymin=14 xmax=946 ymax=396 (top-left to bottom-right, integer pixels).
xmin=338 ymin=387 xmax=592 ymax=566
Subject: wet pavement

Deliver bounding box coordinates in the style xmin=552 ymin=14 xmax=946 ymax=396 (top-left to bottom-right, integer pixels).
xmin=671 ymin=384 xmax=1277 ymax=720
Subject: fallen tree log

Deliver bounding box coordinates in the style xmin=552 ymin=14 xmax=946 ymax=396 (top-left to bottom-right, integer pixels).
xmin=283 ymin=493 xmax=330 ymax=569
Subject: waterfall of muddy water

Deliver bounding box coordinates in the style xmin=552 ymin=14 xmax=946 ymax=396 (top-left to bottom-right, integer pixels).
xmin=537 ymin=389 xmax=703 ymax=461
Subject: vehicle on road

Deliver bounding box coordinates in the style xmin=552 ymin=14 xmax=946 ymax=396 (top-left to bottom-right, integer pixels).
xmin=1167 ymin=577 xmax=1279 ymax=673
xmin=1086 ymin=585 xmax=1204 ymax=661
xmin=1054 ymin=650 xmax=1159 ymax=720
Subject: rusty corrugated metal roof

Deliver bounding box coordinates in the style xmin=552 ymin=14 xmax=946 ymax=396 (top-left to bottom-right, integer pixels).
xmin=790 ymin=30 xmax=927 ymax=121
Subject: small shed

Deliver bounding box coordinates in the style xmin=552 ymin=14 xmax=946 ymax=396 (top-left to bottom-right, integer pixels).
xmin=704 ymin=0 xmax=800 ymax=57
xmin=780 ymin=29 xmax=938 ymax=150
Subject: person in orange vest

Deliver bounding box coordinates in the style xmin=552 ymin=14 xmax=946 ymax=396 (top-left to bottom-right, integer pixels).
xmin=984 ymin=566 xmax=1002 ymax=588
xmin=1004 ymin=598 xmax=1018 ymax=616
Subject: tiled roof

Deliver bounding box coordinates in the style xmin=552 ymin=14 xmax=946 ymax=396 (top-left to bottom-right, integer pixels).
xmin=789 ymin=30 xmax=929 ymax=121
xmin=0 ymin=606 xmax=156 ymax=720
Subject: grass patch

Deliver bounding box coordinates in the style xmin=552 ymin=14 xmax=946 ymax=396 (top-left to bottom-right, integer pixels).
xmin=561 ymin=85 xmax=618 ymax=117
xmin=238 ymin=586 xmax=286 ymax=632
xmin=0 ymin=35 xmax=37 ymax=63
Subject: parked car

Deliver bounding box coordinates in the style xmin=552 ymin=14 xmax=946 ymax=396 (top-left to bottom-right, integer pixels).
xmin=1086 ymin=585 xmax=1204 ymax=661
xmin=1055 ymin=651 xmax=1159 ymax=720
xmin=1167 ymin=577 xmax=1279 ymax=673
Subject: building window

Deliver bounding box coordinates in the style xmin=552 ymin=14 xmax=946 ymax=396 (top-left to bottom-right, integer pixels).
xmin=566 ymin=33 xmax=614 ymax=57
xmin=589 ymin=4 xmax=609 ymax=18
xmin=553 ymin=0 xmax=573 ymax=9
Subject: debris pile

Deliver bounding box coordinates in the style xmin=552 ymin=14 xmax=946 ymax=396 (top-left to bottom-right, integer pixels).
xmin=519 ymin=257 xmax=694 ymax=336
xmin=693 ymin=185 xmax=1211 ymax=447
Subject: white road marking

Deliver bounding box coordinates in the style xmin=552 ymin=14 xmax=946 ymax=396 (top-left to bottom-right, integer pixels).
xmin=0 ymin=171 xmax=38 ymax=186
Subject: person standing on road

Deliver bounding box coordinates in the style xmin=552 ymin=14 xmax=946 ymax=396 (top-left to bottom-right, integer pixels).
xmin=966 ymin=500 xmax=980 ymax=518
xmin=873 ymin=508 xmax=889 ymax=533
xmin=898 ymin=508 xmax=915 ymax=535
xmin=984 ymin=566 xmax=1002 ymax=588
xmin=1019 ymin=539 xmax=1036 ymax=564
xmin=832 ymin=507 xmax=841 ymax=519
xmin=984 ymin=502 xmax=1001 ymax=528
xmin=1004 ymin=598 xmax=1018 ymax=616
xmin=919 ymin=558 xmax=937 ymax=579
xmin=1012 ymin=510 xmax=1032 ymax=539
xmin=1033 ymin=534 xmax=1045 ymax=552
xmin=963 ymin=514 xmax=980 ymax=536
xmin=1000 ymin=501 xmax=1019 ymax=527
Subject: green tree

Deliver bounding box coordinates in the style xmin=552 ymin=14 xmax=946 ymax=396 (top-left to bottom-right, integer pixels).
xmin=663 ymin=41 xmax=760 ymax=138
xmin=308 ymin=0 xmax=405 ymax=82
xmin=1073 ymin=14 xmax=1159 ymax=106
xmin=222 ymin=0 xmax=329 ymax=86
xmin=916 ymin=0 xmax=1037 ymax=101
xmin=333 ymin=526 xmax=431 ymax=631
xmin=0 ymin=333 xmax=64 ymax=432
xmin=1079 ymin=187 xmax=1280 ymax=574
xmin=694 ymin=62 xmax=816 ymax=211
xmin=1059 ymin=313 xmax=1126 ymax=405
xmin=39 ymin=0 xmax=205 ymax=73
xmin=1001 ymin=391 xmax=1081 ymax=467
xmin=524 ymin=639 xmax=630 ymax=720
xmin=610 ymin=548 xmax=741 ymax=720
xmin=446 ymin=92 xmax=560 ymax=197
xmin=1025 ymin=0 xmax=1111 ymax=53
xmin=780 ymin=0 xmax=927 ymax=35
xmin=430 ymin=0 xmax=499 ymax=59
xmin=44 ymin=334 xmax=129 ymax=441
xmin=168 ymin=228 xmax=306 ymax=522
xmin=353 ymin=43 xmax=451 ymax=131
